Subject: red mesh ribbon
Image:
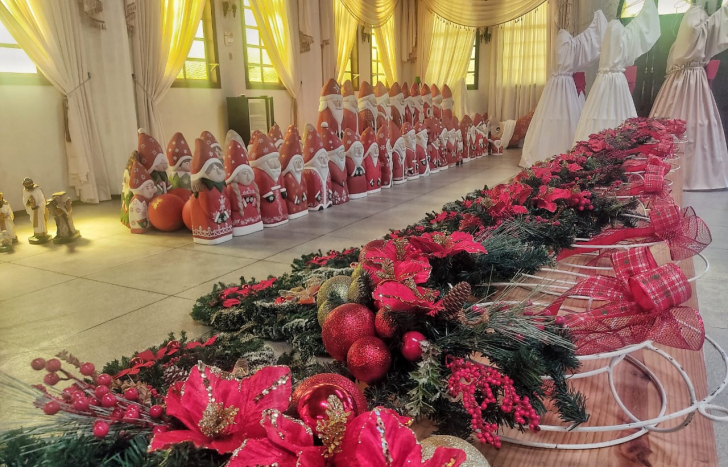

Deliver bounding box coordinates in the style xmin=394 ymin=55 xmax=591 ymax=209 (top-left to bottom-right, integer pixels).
xmin=546 ymin=247 xmax=704 ymax=355
xmin=557 ymin=202 xmax=711 ymax=262
xmin=622 ymin=155 xmax=672 ymax=174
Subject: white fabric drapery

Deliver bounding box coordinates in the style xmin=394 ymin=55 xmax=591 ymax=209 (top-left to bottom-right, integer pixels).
xmin=319 ymin=0 xmax=336 ymax=81
xmin=334 ymin=0 xmax=359 ymax=83
xmin=0 ymin=0 xmax=106 ymax=202
xmin=338 ymin=0 xmax=397 ymax=26
xmin=129 ymin=0 xmax=205 ymax=145
xmin=373 ymin=13 xmax=399 ymax=85
xmin=400 ymin=0 xmax=417 ymax=63
xmin=420 ymin=0 xmax=546 ymax=27
xmin=487 ymin=2 xmax=550 ymax=122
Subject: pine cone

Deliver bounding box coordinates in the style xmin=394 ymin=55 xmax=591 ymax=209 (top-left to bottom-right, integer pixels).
xmin=163 ymin=365 xmax=189 ymax=386
xmin=440 ymin=282 xmax=471 ymax=320
xmin=348 ymin=264 xmax=373 ymax=306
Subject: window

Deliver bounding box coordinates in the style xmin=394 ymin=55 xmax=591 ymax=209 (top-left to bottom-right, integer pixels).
xmin=371 ymin=35 xmax=387 ymax=86
xmin=620 ymin=0 xmax=690 ymax=17
xmin=466 ymin=35 xmax=479 ymax=90
xmin=343 ymin=43 xmax=359 ymax=90
xmin=0 ymin=21 xmax=47 ymax=85
xmin=497 ymin=3 xmax=548 ymax=88
xmin=175 ymin=0 xmax=219 ymax=87
xmin=242 ymin=0 xmax=283 ymax=89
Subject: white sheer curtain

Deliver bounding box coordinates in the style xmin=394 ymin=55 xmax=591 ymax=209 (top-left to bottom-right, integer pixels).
xmin=488 ymin=2 xmax=550 ymax=122
xmin=334 ymin=0 xmax=359 ymax=83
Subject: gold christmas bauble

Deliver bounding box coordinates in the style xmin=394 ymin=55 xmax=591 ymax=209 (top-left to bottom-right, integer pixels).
xmin=317 ymin=300 xmax=339 ymax=327
xmin=420 ymin=435 xmax=490 ymax=467
xmin=348 ymin=263 xmax=372 ymax=304
xmin=316 ymin=275 xmax=352 ymax=307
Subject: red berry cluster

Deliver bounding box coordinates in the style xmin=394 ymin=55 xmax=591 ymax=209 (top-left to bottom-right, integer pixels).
xmin=445 ymin=357 xmax=540 ymax=448
xmin=567 ymin=189 xmax=593 ymax=211
xmin=31 ymin=357 xmax=166 ymax=438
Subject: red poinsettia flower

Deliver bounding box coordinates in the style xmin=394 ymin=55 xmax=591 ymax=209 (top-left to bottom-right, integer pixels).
xmin=409 ymin=231 xmax=486 ymax=258
xmin=220 ymin=278 xmax=278 ymax=308
xmin=150 ymin=364 xmax=291 ymax=454
xmin=333 ymin=407 xmax=465 ymax=467
xmin=373 ymin=281 xmax=442 ymax=316
xmin=228 ymin=410 xmax=325 ymax=467
xmin=532 ymin=186 xmax=572 ymax=212
xmin=361 ymin=239 xmax=431 ymax=285
xmin=459 ymin=213 xmax=483 ymax=231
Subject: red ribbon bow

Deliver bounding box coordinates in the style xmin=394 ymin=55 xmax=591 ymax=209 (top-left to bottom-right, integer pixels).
xmin=558 ymin=202 xmax=711 ymax=262
xmin=547 ymin=247 xmax=704 ymax=355
xmin=115 ymin=335 xmax=218 ymax=378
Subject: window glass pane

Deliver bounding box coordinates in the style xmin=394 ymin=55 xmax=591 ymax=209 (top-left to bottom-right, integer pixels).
xmin=247 ymin=46 xmax=261 ymax=64
xmin=621 ymin=0 xmax=645 ymax=17
xmin=262 ymin=66 xmax=278 ymax=83
xmin=249 ymin=66 xmax=262 ymax=82
xmin=195 ymin=22 xmax=205 ymax=39
xmin=244 ymin=9 xmax=257 ymax=28
xmin=243 ymin=0 xmax=250 ymax=6
xmin=261 ymin=49 xmax=272 ymax=65
xmin=185 ymin=61 xmax=208 ymax=80
xmin=0 ymin=24 xmax=17 ymax=44
xmin=468 ymin=61 xmax=475 ymax=73
xmin=466 ymin=74 xmax=474 ymax=86
xmin=658 ymin=0 xmax=690 ymax=14
xmin=0 ymin=47 xmax=38 ymax=73
xmin=246 ymin=27 xmax=260 ymax=46
xmin=188 ymin=40 xmax=206 ymax=59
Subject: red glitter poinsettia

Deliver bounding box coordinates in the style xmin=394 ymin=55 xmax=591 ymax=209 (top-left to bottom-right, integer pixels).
xmin=408 ymin=231 xmax=486 ymax=258
xmin=220 ymin=278 xmax=278 ymax=308
xmin=486 ymin=183 xmax=532 ymax=219
xmin=360 ymin=238 xmax=431 ymax=285
xmin=531 ymin=186 xmax=572 ymax=212
xmin=333 ymin=407 xmax=466 ymax=467
xmin=149 ymin=364 xmax=291 ymax=454
xmin=374 ymin=281 xmax=443 ymax=316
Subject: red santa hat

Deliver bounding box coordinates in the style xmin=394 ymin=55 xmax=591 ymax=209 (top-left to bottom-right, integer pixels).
xmin=224 ymin=138 xmax=253 ymax=184
xmin=279 ymin=124 xmax=304 ymax=176
xmin=431 ymin=84 xmax=441 ymax=98
xmin=129 ymin=159 xmax=154 ymax=193
xmin=414 ymin=121 xmax=427 ymax=135
xmin=166 ymin=132 xmax=191 ymax=169
xmin=247 ymin=130 xmax=279 ymax=169
xmin=200 ymin=130 xmax=221 ymax=152
xmin=388 ymin=82 xmax=402 ymax=98
xmin=411 ymin=82 xmax=420 ymax=97
xmin=268 ymin=124 xmax=284 ymax=148
xmin=358 ymin=81 xmax=374 ymax=100
xmin=191 ymin=138 xmax=221 ymax=182
xmin=401 ymin=122 xmax=415 ymax=136
xmin=402 ymin=82 xmax=410 ymax=99
xmin=442 ymin=84 xmax=452 ymax=100
xmin=452 ymin=116 xmax=459 ymax=127
xmin=374 ymin=81 xmax=388 ymax=98
xmin=137 ymin=128 xmax=165 ymax=171
xmin=343 ymin=127 xmax=363 ymax=153
xmin=303 ymin=124 xmax=326 ymax=164
xmin=320 ymin=122 xmax=343 ymax=152
xmin=388 ymin=121 xmax=403 ymax=146
xmin=376 ymin=123 xmax=389 ymax=150
xmin=321 ymin=78 xmax=341 ymax=98
xmin=420 ymin=83 xmax=431 ymax=97
xmin=342 ymin=80 xmax=355 ymax=98
xmin=361 ymin=126 xmax=377 ymax=153
xmin=461 ymin=114 xmax=472 ymax=126
xmin=473 ymin=113 xmax=482 ymax=126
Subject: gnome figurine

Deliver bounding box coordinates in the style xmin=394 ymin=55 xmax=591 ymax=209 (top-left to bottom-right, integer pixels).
xmin=414 ymin=122 xmax=430 ymax=177
xmin=137 ymin=129 xmax=170 ymax=195
xmin=411 ymin=82 xmax=423 ymax=124
xmin=401 ymin=123 xmax=418 ymax=180
xmin=421 ymin=83 xmax=433 ymax=120
xmin=225 ymin=129 xmax=246 ymax=151
xmin=303 ymin=124 xmax=333 ymax=211
xmin=21 ymin=178 xmax=51 ymax=244
xmin=279 ymin=125 xmax=309 ymax=219
xmin=248 ymin=131 xmax=288 ymax=227
xmin=317 ymin=78 xmax=343 ymax=137
xmin=431 ymin=84 xmax=443 ymax=120
xmin=361 ymin=127 xmax=381 ymax=194
xmin=377 ymin=122 xmax=393 ymax=189
xmin=127 ymin=161 xmax=156 ymax=234
xmin=358 ymin=81 xmax=378 ymax=133
xmin=389 ymin=123 xmax=407 ymax=185
xmin=343 ymin=128 xmax=367 ymax=199
xmin=201 ymin=131 xmax=223 ymax=160
xmin=47 ymin=191 xmax=80 ymax=244
xmin=224 ymin=139 xmax=264 ymax=236
xmin=402 ymin=82 xmax=413 ymax=126
xmin=441 ymin=84 xmax=454 ymax=121
xmin=190 ymin=138 xmax=233 ymax=244
xmin=322 ymin=122 xmax=349 ymax=205
xmin=341 ymin=80 xmax=359 ymax=135
xmin=0 ymin=192 xmax=17 ymax=244
xmin=374 ymin=81 xmax=390 ymax=130
xmin=268 ymin=124 xmax=284 ymax=150
xmin=166 ymin=132 xmax=192 ymax=190
xmin=389 ymin=82 xmax=405 ymax=129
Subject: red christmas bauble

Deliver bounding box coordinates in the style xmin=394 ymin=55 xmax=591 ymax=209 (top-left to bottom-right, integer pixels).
xmin=294 ymin=378 xmax=362 ymax=432
xmin=168 ymin=187 xmax=192 ymax=203
xmin=347 ymin=336 xmax=391 ymax=384
xmin=291 ymin=373 xmax=367 ymax=415
xmin=182 ymin=198 xmax=193 ymax=231
xmin=375 ymin=309 xmax=398 ymax=339
xmin=148 ymin=194 xmax=185 ymax=232
xmin=401 ymin=331 xmax=427 ymax=362
xmin=321 ymin=303 xmax=376 ymax=361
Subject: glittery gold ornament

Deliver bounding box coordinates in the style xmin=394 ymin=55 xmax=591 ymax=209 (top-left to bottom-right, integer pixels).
xmin=318 ymin=300 xmax=339 ymax=326
xmin=317 ymin=275 xmax=353 ymax=307
xmin=420 ymin=435 xmax=490 ymax=467
xmin=348 ymin=263 xmax=373 ymax=305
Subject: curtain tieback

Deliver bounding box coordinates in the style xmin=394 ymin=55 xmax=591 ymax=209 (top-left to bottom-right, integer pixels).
xmin=62 ymin=73 xmax=92 ymax=143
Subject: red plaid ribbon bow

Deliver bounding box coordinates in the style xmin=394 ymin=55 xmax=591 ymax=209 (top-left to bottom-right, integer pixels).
xmin=558 ymin=202 xmax=711 ymax=262
xmin=622 ymin=155 xmax=672 ymax=175
xmin=547 ymin=247 xmax=704 ymax=355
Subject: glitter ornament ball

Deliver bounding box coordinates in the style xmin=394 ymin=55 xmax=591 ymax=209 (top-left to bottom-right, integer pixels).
xmin=401 ymin=331 xmax=427 ymax=362
xmin=347 ymin=336 xmax=392 ymax=384
xmin=294 ymin=380 xmax=362 ymax=431
xmin=321 ymin=303 xmax=376 ymax=361
xmin=316 ymin=275 xmax=353 ymax=308
xmin=148 ymin=194 xmax=185 ymax=232
xmin=291 ymin=373 xmax=368 ymax=415
xmin=420 ymin=435 xmax=490 ymax=467
xmin=374 ymin=309 xmax=398 ymax=339
xmin=317 ymin=300 xmax=338 ymax=327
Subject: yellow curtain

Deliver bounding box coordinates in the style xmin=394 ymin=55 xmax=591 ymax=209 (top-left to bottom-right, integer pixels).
xmin=373 ymin=13 xmax=398 ymax=85
xmin=339 ymin=0 xmax=396 ymax=26
xmin=487 ymin=2 xmax=549 ymax=121
xmin=420 ymin=0 xmax=546 ymax=27
xmin=334 ymin=0 xmax=358 ymax=83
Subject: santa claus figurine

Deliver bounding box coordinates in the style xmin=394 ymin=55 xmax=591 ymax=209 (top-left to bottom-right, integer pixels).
xmin=389 ymin=123 xmax=407 ymax=185
xmin=341 ymin=80 xmax=359 ymax=135
xmin=343 ymin=128 xmax=367 ymax=199
xmin=389 ymin=82 xmax=405 ymax=128
xmin=166 ymin=132 xmax=192 ymax=190
xmin=421 ymin=84 xmax=433 ymax=121
xmin=459 ymin=115 xmax=473 ymax=163
xmin=127 ymin=161 xmax=156 ymax=234
xmin=225 ymin=129 xmax=246 ymax=151
xmin=374 ymin=81 xmax=390 ymax=130
xmin=224 ymin=139 xmax=264 ymax=236
xmin=414 ymin=122 xmax=430 ymax=177
xmin=425 ymin=118 xmax=441 ymax=173
xmin=279 ymin=125 xmax=308 ymax=219
xmin=402 ymin=82 xmax=413 ymax=126
xmin=317 ymin=78 xmax=343 ymax=137
xmin=201 ymin=131 xmax=223 ymax=160
xmin=303 ymin=124 xmax=333 ymax=211
xmin=361 ymin=127 xmax=381 ymax=193
xmin=441 ymin=84 xmax=454 ymax=121
xmin=431 ymin=84 xmax=443 ymax=120
xmin=472 ymin=114 xmax=486 ymax=158
xmin=401 ymin=122 xmax=418 ymax=180
xmin=137 ymin=129 xmax=170 ymax=195
xmin=268 ymin=124 xmax=284 ymax=150
xmin=247 ymin=130 xmax=288 ymax=227
xmin=411 ymin=82 xmax=422 ymax=123
xmin=377 ymin=122 xmax=393 ymax=189
xmin=190 ymin=138 xmax=233 ymax=244
xmin=358 ymin=81 xmax=378 ymax=133
xmin=452 ymin=117 xmax=463 ymax=166
xmin=321 ymin=122 xmax=349 ymax=205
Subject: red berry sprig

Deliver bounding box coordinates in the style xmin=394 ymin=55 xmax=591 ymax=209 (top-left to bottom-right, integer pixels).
xmin=446 ymin=356 xmax=540 ymax=448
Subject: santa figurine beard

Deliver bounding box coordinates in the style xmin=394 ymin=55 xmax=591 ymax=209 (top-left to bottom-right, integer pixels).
xmin=225 ymin=165 xmax=264 ymax=236
xmin=345 ymin=141 xmax=367 ymax=199
xmin=305 ymin=149 xmax=332 ymax=210
xmin=282 ymin=155 xmax=308 ymax=219
xmin=403 ymin=130 xmax=418 ymax=180
xmin=327 ymin=145 xmax=349 ymax=205
xmin=319 ymin=95 xmax=344 ymax=135
xmin=256 ymin=157 xmax=289 ymax=226
xmin=390 ymin=94 xmax=405 ymax=128
xmin=416 ymin=130 xmax=430 ymax=176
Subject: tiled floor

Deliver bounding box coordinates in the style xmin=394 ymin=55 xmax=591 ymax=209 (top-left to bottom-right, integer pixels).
xmin=1 ymin=150 xmax=727 ymax=463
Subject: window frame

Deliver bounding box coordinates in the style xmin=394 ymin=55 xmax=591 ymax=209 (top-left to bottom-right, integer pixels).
xmin=370 ymin=35 xmax=387 ymax=87
xmin=0 ymin=26 xmax=50 ymax=85
xmin=618 ymin=0 xmax=691 ymax=18
xmin=241 ymin=1 xmax=285 ymax=90
xmin=343 ymin=41 xmax=360 ymax=90
xmin=466 ymin=33 xmax=479 ymax=91
xmin=173 ymin=0 xmax=221 ymax=89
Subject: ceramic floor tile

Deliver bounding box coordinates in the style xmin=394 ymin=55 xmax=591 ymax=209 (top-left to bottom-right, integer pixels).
xmin=92 ymin=249 xmax=257 ymax=295
xmin=176 ymin=259 xmax=292 ymax=300
xmin=266 ymin=235 xmax=363 ymax=265
xmin=0 ymin=239 xmax=56 ymax=263
xmin=108 ymin=229 xmax=193 ymax=248
xmin=181 ymin=229 xmax=318 ymax=260
xmin=0 ymin=262 xmax=75 ymax=302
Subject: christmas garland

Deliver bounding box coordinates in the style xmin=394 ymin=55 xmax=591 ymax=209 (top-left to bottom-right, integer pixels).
xmin=0 ymin=118 xmax=687 ymax=466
